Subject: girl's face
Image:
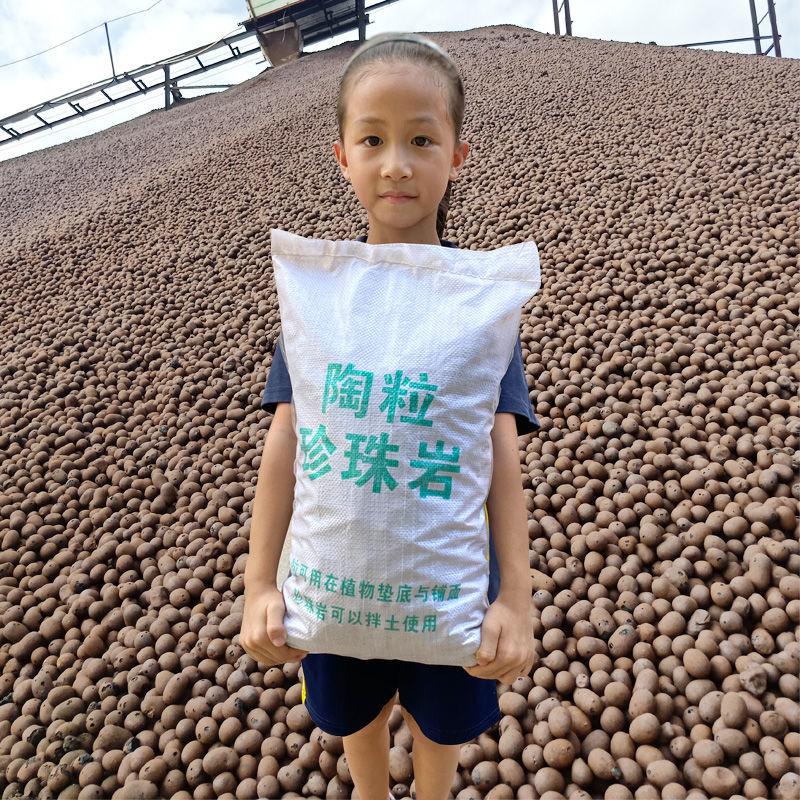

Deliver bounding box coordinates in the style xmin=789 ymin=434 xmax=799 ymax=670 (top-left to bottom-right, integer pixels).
xmin=334 ymin=62 xmax=469 ymax=245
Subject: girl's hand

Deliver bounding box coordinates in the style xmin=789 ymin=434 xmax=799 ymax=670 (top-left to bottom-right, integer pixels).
xmin=240 ymin=585 xmax=308 ymax=666
xmin=463 ymin=594 xmax=536 ymax=684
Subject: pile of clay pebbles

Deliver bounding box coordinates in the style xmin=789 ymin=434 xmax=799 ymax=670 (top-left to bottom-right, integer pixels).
xmin=0 ymin=23 xmax=797 ymax=800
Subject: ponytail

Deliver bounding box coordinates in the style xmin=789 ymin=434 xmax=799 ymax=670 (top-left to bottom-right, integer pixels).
xmin=436 ymin=180 xmax=453 ymax=240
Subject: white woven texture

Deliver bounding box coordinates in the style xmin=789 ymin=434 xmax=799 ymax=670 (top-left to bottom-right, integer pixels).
xmin=271 ymin=229 xmax=540 ymax=665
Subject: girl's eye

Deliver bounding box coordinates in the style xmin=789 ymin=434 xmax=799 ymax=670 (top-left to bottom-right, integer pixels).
xmin=412 ymin=136 xmax=431 ymax=147
xmin=363 ymin=136 xmax=381 ymax=147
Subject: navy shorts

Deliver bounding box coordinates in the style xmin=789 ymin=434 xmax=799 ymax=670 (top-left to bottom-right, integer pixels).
xmin=300 ymin=653 xmax=501 ymax=746
xmin=299 ymin=519 xmax=502 ymax=746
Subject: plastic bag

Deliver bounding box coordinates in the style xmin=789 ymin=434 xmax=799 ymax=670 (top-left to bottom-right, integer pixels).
xmin=270 ymin=229 xmax=540 ymax=665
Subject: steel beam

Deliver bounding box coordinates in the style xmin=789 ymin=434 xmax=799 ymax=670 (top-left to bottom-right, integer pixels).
xmin=767 ymin=0 xmax=781 ymax=56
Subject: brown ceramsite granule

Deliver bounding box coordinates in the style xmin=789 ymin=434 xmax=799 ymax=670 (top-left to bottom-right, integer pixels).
xmin=0 ymin=24 xmax=798 ymax=800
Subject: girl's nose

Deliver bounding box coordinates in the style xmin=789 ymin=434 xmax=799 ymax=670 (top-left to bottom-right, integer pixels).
xmin=380 ymin=146 xmax=412 ymax=181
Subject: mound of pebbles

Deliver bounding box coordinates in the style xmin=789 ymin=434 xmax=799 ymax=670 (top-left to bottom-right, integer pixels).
xmin=0 ymin=22 xmax=798 ymax=800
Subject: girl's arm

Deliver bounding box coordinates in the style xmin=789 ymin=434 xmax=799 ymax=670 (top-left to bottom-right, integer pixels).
xmin=463 ymin=411 xmax=535 ymax=683
xmin=245 ymin=402 xmax=297 ymax=589
xmin=241 ymin=402 xmax=307 ymax=663
xmin=485 ymin=412 xmax=531 ymax=609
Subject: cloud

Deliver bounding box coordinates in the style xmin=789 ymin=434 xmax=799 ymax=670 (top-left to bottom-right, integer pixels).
xmin=0 ymin=0 xmax=257 ymax=159
xmin=371 ymin=0 xmax=550 ymax=34
xmin=779 ymin=0 xmax=799 ymax=58
xmin=0 ymin=0 xmax=246 ymax=116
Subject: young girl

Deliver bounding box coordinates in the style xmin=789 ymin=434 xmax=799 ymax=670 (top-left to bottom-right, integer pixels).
xmin=242 ymin=32 xmax=539 ymax=799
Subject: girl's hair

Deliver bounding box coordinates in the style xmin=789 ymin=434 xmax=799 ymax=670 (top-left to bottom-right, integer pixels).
xmin=336 ymin=32 xmax=465 ymax=240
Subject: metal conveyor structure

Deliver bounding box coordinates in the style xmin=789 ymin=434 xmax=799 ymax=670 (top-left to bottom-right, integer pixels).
xmin=0 ymin=0 xmax=399 ymax=147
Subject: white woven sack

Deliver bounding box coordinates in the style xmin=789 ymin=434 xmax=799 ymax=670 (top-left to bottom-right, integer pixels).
xmin=270 ymin=229 xmax=540 ymax=666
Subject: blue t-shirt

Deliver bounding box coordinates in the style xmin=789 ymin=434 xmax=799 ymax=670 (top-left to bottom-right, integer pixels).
xmin=260 ymin=235 xmax=540 ymax=602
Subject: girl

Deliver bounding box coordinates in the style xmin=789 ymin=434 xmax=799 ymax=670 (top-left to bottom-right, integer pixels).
xmin=242 ymin=32 xmax=538 ymax=799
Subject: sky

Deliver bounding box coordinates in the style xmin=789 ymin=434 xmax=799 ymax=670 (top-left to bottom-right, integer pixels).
xmin=0 ymin=0 xmax=797 ymax=163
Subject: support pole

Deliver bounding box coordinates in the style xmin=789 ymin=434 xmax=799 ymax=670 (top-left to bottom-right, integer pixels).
xmin=552 ymin=0 xmax=560 ymax=35
xmin=356 ymin=0 xmax=365 ymax=42
xmin=104 ymin=22 xmax=116 ymax=80
xmin=766 ymin=0 xmax=781 ymax=57
xmin=748 ymin=0 xmax=762 ymax=53
xmin=563 ymin=0 xmax=572 ymax=36
xmin=164 ymin=65 xmax=170 ymax=109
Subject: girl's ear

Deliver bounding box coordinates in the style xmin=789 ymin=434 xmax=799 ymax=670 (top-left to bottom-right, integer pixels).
xmin=449 ymin=140 xmax=469 ymax=181
xmin=333 ymin=140 xmax=350 ymax=181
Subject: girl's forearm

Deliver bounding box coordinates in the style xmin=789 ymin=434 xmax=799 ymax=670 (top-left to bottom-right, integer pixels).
xmin=485 ymin=412 xmax=531 ymax=609
xmin=244 ymin=423 xmax=297 ymax=591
